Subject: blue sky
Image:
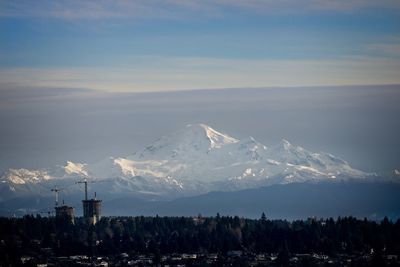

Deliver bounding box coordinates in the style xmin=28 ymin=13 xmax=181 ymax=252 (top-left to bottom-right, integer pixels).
xmin=1 ymin=0 xmax=400 ymax=92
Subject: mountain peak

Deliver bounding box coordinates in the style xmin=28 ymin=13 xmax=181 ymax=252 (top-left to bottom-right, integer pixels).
xmin=186 ymin=123 xmax=209 ymax=130
xmin=133 ymin=123 xmax=238 ymax=159
xmin=184 ymin=123 xmax=238 ymax=148
xmin=185 ymin=123 xmax=214 ymax=134
xmin=64 ymin=161 xmax=88 ymax=177
xmin=281 ymin=139 xmax=292 ymax=149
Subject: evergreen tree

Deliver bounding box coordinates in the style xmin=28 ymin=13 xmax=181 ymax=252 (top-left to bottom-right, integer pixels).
xmin=261 ymin=212 xmax=267 ymax=222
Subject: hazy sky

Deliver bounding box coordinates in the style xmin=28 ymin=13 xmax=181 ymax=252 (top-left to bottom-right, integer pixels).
xmin=1 ymin=0 xmax=400 ymax=91
xmin=0 ymin=85 xmax=399 ymax=174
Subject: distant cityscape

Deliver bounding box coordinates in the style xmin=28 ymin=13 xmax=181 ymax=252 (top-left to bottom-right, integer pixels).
xmin=1 ymin=215 xmax=399 ymax=266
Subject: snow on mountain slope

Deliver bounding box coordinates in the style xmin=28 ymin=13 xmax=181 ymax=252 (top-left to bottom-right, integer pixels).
xmin=0 ymin=123 xmax=372 ymax=199
xmin=124 ymin=126 xmax=366 ymax=185
xmin=0 ymin=169 xmax=54 ymax=201
xmin=134 ymin=124 xmax=238 ymax=160
xmin=268 ymin=139 xmax=366 ymax=178
xmin=118 ymin=124 xmax=369 ymax=192
xmin=1 ymin=169 xmax=51 ymax=184
xmin=64 ymin=161 xmax=88 ymax=177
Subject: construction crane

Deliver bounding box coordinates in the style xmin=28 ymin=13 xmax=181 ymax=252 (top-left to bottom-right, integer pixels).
xmin=75 ymin=178 xmax=111 ymax=200
xmin=51 ymin=186 xmax=61 ymax=207
xmin=75 ymin=177 xmax=110 ymax=224
xmin=76 ymin=178 xmax=89 ymax=200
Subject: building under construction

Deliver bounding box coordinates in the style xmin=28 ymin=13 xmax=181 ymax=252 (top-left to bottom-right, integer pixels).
xmin=52 ymin=187 xmax=75 ymax=224
xmin=77 ymin=180 xmax=102 ymax=224
xmin=55 ymin=205 xmax=75 ymax=223
xmin=82 ymin=198 xmax=102 ymax=224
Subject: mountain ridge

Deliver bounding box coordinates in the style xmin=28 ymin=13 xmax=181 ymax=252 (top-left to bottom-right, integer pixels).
xmin=0 ymin=123 xmax=376 ymax=202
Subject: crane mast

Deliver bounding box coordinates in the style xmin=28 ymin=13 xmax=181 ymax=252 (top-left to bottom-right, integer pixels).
xmin=76 ymin=179 xmax=88 ymax=200
xmin=50 ymin=187 xmax=61 ymax=207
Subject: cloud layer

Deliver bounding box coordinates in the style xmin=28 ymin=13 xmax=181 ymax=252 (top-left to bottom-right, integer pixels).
xmin=1 ymin=56 xmax=399 ymax=92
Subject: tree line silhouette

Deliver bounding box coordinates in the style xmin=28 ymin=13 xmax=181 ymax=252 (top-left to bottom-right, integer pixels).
xmin=0 ymin=214 xmax=399 ymax=263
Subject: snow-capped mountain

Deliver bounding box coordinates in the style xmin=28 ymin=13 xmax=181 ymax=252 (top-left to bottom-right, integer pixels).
xmin=1 ymin=168 xmax=51 ymax=185
xmin=0 ymin=123 xmax=373 ymax=201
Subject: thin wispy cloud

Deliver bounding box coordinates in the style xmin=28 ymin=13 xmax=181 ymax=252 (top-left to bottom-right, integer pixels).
xmin=1 ymin=0 xmax=400 ymax=20
xmin=0 ymin=0 xmax=218 ymax=20
xmin=365 ymin=36 xmax=400 ymax=58
xmin=217 ymin=0 xmax=400 ymax=14
xmin=1 ymin=56 xmax=399 ymax=92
